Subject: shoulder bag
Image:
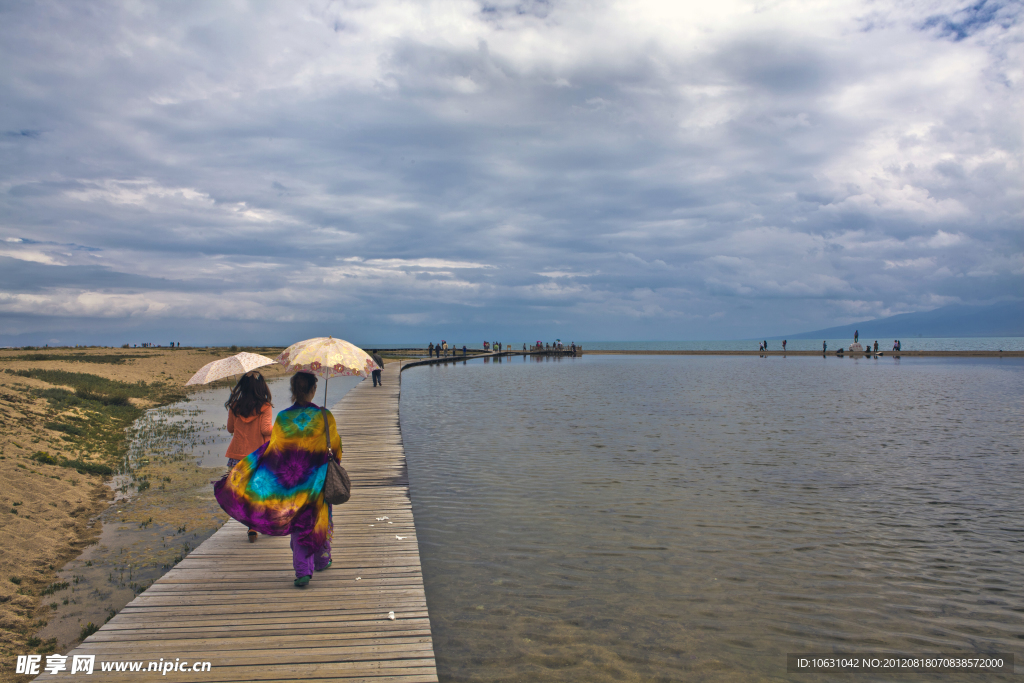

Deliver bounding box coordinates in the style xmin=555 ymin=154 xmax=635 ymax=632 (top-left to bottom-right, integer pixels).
xmin=321 ymin=408 xmax=351 ymax=505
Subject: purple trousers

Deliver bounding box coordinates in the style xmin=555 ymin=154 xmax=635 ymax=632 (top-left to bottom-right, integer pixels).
xmin=290 ymin=505 xmax=333 ymax=577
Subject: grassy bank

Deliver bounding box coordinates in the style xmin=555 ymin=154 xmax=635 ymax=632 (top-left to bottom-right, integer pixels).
xmin=4 ymin=368 xmax=185 ymax=472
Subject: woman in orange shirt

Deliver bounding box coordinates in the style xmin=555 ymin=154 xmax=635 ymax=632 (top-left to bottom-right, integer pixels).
xmin=225 ymin=370 xmax=273 ymax=542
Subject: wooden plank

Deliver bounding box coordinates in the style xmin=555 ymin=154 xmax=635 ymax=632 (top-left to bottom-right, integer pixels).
xmin=41 ymin=374 xmax=438 ymax=683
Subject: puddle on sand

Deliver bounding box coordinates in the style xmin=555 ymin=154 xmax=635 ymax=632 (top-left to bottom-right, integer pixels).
xmin=35 ymin=374 xmax=364 ymax=651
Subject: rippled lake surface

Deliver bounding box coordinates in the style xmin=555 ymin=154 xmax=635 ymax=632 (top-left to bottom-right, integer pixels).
xmin=400 ymin=354 xmax=1023 ymax=682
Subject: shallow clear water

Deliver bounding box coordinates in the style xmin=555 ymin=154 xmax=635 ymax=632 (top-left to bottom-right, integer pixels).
xmin=400 ymin=354 xmax=1024 ymax=682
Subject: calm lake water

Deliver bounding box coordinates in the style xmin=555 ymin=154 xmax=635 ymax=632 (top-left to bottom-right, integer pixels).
xmin=400 ymin=354 xmax=1023 ymax=682
xmin=578 ymin=337 xmax=1024 ymax=352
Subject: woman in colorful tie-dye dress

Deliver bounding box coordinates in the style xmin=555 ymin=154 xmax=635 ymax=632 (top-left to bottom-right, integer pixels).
xmin=214 ymin=372 xmax=341 ymax=587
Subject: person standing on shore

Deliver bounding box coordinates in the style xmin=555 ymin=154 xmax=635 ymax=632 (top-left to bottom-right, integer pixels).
xmin=854 ymin=330 xmax=859 ymax=343
xmin=782 ymin=340 xmax=787 ymax=352
xmin=215 ymin=372 xmax=341 ymax=587
xmin=873 ymin=340 xmax=879 ymax=353
xmin=428 ymin=342 xmax=434 ymax=358
xmin=224 ymin=371 xmax=273 ymax=543
xmin=823 ymin=340 xmax=827 ymax=353
xmin=371 ymin=350 xmax=384 ymax=387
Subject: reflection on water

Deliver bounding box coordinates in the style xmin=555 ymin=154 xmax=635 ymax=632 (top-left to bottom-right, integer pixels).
xmin=400 ymin=355 xmax=1023 ymax=682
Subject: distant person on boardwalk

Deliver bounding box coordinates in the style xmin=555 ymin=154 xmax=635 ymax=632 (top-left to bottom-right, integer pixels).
xmin=442 ymin=340 xmax=448 ymax=357
xmin=215 ymin=372 xmax=341 ymax=588
xmin=224 ymin=371 xmax=273 ymax=543
xmin=371 ymin=350 xmax=384 ymax=387
xmin=428 ymin=342 xmax=434 ymax=358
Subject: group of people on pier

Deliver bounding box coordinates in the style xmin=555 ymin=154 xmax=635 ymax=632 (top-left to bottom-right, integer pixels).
xmin=428 ymin=341 xmax=468 ymax=357
xmin=424 ymin=341 xmax=579 ymax=357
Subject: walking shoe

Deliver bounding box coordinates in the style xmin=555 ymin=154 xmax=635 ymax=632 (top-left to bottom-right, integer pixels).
xmin=316 ymin=560 xmax=332 ymax=572
xmin=294 ymin=575 xmax=311 ymax=587
xmin=247 ymin=530 xmax=257 ymax=543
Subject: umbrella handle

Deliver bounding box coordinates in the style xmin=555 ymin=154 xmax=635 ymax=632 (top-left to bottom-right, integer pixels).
xmin=323 ymin=375 xmax=329 ymax=408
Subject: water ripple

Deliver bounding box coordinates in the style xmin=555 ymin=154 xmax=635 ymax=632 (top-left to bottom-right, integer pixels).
xmin=402 ymin=355 xmax=1024 ymax=682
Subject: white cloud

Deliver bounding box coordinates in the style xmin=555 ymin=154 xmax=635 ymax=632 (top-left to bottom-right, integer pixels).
xmin=0 ymin=249 xmax=62 ymax=265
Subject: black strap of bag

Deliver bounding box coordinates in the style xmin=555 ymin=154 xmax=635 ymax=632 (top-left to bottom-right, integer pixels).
xmin=321 ymin=407 xmax=352 ymax=505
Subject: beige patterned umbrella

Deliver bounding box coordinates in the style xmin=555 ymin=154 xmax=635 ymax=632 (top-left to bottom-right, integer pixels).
xmin=185 ymin=352 xmax=277 ymax=386
xmin=277 ymin=337 xmax=380 ymax=404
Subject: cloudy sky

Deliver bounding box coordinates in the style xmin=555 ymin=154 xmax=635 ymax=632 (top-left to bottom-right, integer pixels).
xmin=1 ymin=0 xmax=1020 ymax=346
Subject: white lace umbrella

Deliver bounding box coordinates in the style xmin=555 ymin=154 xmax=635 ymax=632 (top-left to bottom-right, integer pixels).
xmin=185 ymin=352 xmax=277 ymax=386
xmin=276 ymin=337 xmax=380 ymax=405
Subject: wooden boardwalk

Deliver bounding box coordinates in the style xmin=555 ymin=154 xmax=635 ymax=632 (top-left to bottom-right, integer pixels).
xmin=43 ymin=371 xmax=438 ymax=682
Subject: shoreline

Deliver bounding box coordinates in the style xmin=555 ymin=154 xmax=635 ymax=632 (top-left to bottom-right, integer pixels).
xmin=582 ymin=349 xmax=1024 ymax=357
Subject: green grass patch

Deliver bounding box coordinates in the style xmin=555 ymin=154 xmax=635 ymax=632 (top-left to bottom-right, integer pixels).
xmin=40 ymin=581 xmax=69 ymax=596
xmin=31 ymin=387 xmax=144 ymax=468
xmin=19 ymin=370 xmax=185 ymax=470
xmin=30 ymin=451 xmax=114 ymax=476
xmin=0 ymin=353 xmax=127 ymax=364
xmin=10 ymin=369 xmax=179 ymax=401
xmin=44 ymin=421 xmax=84 ymax=436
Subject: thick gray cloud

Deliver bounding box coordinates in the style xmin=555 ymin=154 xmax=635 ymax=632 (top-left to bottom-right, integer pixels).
xmin=1 ymin=0 xmax=1020 ymax=346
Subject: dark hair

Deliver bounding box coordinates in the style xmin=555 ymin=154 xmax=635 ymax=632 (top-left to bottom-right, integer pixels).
xmin=225 ymin=372 xmax=272 ymax=418
xmin=290 ymin=372 xmax=317 ymax=403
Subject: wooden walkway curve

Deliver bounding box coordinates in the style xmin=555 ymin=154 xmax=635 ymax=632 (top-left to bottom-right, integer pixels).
xmin=42 ymin=371 xmax=438 ymax=682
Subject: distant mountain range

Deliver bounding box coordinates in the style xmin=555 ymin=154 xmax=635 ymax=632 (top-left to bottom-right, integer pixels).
xmin=781 ymin=301 xmax=1024 ymax=340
